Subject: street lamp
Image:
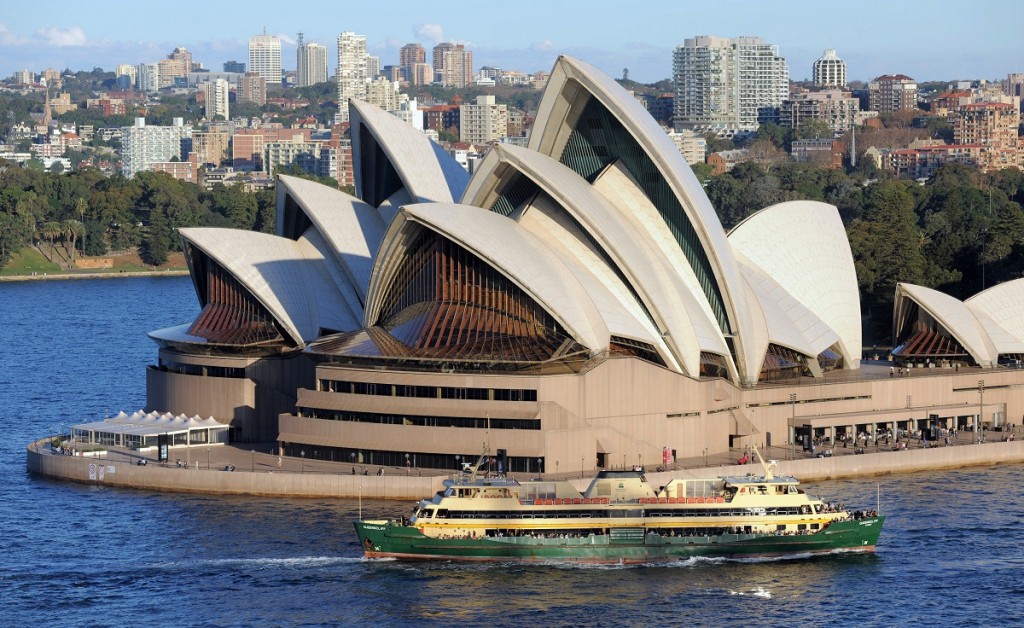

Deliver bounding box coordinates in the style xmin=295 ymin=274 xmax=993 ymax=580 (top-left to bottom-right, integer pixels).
xmin=581 ymin=456 xmax=584 ymax=479
xmin=978 ymin=379 xmax=985 ymax=442
xmin=789 ymin=393 xmax=797 ymax=460
xmin=556 ymin=460 xmax=559 ymax=477
xmin=251 ymin=449 xmax=255 ymax=472
xmin=207 ymin=447 xmax=210 ymax=470
xmin=300 ymin=449 xmax=305 ymax=474
xmin=405 ymin=453 xmax=411 ymax=475
xmin=536 ymin=458 xmax=542 ymax=476
xmin=703 ymin=447 xmax=707 ymax=467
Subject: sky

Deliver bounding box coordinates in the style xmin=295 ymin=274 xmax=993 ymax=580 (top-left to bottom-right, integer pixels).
xmin=1 ymin=0 xmax=1022 ymax=85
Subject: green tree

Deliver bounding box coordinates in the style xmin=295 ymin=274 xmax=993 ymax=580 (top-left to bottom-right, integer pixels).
xmin=140 ymin=206 xmax=170 ymax=266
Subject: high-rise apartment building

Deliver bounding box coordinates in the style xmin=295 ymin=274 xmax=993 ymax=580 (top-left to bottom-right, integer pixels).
xmin=336 ymin=31 xmax=368 ymax=115
xmin=813 ymin=49 xmax=846 ymax=88
xmin=120 ymin=117 xmax=192 ymax=178
xmin=400 ymin=43 xmax=426 ymax=83
xmin=297 ymin=37 xmax=328 ymax=88
xmin=459 ymin=94 xmax=508 ymax=144
xmin=673 ymin=35 xmax=789 ymax=136
xmin=365 ymin=77 xmax=402 ymax=111
xmin=239 ymin=73 xmax=267 ymax=106
xmin=136 ymin=63 xmax=160 ymax=93
xmin=1005 ymin=73 xmax=1024 ymax=100
xmin=954 ymin=102 xmax=1021 ymax=172
xmin=204 ymin=79 xmax=230 ymax=121
xmin=366 ymin=55 xmax=381 ymax=81
xmin=115 ymin=64 xmax=137 ymax=86
xmin=867 ymin=75 xmax=918 ymax=113
xmin=433 ymin=42 xmax=473 ymax=88
xmin=249 ymin=34 xmax=282 ymax=86
xmin=779 ymin=89 xmax=859 ymax=133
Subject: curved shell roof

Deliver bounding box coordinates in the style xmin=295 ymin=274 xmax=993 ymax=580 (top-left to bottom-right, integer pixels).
xmin=965 ymin=277 xmax=1024 ymax=354
xmin=180 ymin=227 xmax=351 ymax=346
xmin=367 ymin=202 xmax=610 ymax=353
xmin=527 ymin=55 xmax=759 ymax=382
xmin=896 ymin=283 xmax=996 ymax=365
xmin=464 ymin=143 xmax=727 ymax=376
xmin=349 ymin=99 xmax=468 ymax=205
xmin=276 ymin=174 xmax=386 ymax=305
xmin=729 ymin=200 xmax=861 ymax=366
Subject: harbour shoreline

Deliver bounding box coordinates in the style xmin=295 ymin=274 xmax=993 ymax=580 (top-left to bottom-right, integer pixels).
xmin=0 ymin=269 xmax=189 ymax=282
xmin=26 ymin=437 xmax=1024 ymax=500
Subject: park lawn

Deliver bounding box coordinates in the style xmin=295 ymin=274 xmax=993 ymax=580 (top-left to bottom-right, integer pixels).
xmin=0 ymin=247 xmax=62 ymax=276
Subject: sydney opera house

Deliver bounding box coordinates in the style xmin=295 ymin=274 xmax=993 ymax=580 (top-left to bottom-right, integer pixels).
xmin=145 ymin=56 xmax=1024 ymax=474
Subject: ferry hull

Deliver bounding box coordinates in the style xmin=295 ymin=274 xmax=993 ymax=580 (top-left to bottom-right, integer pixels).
xmin=355 ymin=517 xmax=884 ymax=564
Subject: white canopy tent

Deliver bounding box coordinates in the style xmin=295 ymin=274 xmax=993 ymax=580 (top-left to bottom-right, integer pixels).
xmin=71 ymin=410 xmax=230 ymax=450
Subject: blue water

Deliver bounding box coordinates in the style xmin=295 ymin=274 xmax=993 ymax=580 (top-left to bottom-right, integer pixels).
xmin=2 ymin=276 xmax=1024 ymax=627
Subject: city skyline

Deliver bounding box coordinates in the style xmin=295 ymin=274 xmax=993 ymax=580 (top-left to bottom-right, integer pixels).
xmin=1 ymin=0 xmax=1022 ymax=85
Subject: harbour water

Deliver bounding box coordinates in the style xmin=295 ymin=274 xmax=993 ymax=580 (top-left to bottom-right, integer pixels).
xmin=2 ymin=276 xmax=1024 ymax=626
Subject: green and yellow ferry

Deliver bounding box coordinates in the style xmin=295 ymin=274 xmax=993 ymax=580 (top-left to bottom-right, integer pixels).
xmin=355 ymin=449 xmax=883 ymax=563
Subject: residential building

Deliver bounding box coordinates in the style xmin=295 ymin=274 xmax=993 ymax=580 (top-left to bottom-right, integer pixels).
xmin=1006 ymin=73 xmax=1024 ymax=102
xmin=264 ymin=136 xmax=335 ymax=180
xmin=223 ymin=60 xmax=246 ymax=74
xmin=204 ymin=79 xmax=230 ymax=121
xmin=115 ymin=64 xmax=137 ymax=86
xmin=365 ymin=55 xmax=380 ymax=81
xmin=137 ymin=63 xmax=160 ymax=93
xmin=365 ymin=77 xmax=402 ymax=112
xmin=433 ymin=42 xmax=473 ymax=88
xmin=119 ymin=117 xmax=192 ymax=178
xmin=673 ymin=35 xmax=789 ymax=136
xmin=152 ymin=154 xmax=198 ymax=184
xmin=707 ymin=148 xmax=750 ymax=174
xmin=248 ymin=34 xmax=282 ymax=86
xmin=12 ymin=69 xmax=33 ymax=85
xmin=791 ymin=138 xmax=843 ymax=169
xmin=954 ymin=102 xmax=1021 ymax=172
xmin=423 ymin=103 xmax=461 ymax=136
xmin=889 ymin=144 xmax=984 ymax=179
xmin=336 ymin=32 xmax=368 ymax=116
xmin=191 ymin=132 xmax=231 ymax=168
xmin=867 ymin=75 xmax=918 ymax=113
xmin=296 ymin=39 xmax=328 ymax=88
xmin=459 ymin=94 xmax=507 ymax=144
xmin=779 ymin=89 xmax=860 ymax=133
xmin=812 ymin=49 xmax=846 ymax=88
xmin=400 ymin=43 xmax=426 ymax=83
xmin=411 ymin=63 xmax=432 ymax=87
xmin=667 ymin=129 xmax=707 ymax=165
xmin=238 ymin=73 xmax=266 ymax=106
xmin=49 ymin=92 xmax=77 ymax=115
xmin=232 ymin=131 xmax=266 ymax=171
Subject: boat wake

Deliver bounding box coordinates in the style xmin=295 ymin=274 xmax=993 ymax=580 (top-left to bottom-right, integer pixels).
xmin=730 ymin=586 xmax=772 ymax=599
xmin=150 ymin=556 xmax=364 ymax=570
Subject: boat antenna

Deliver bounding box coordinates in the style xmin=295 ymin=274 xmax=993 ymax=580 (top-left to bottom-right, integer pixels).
xmin=751 ymin=442 xmax=775 ymax=480
xmin=877 ymin=483 xmax=880 ymax=514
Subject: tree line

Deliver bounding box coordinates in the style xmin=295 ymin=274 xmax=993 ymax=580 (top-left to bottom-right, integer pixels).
xmin=3 ymin=157 xmax=1024 ymax=347
xmin=0 ymin=161 xmax=276 ymax=268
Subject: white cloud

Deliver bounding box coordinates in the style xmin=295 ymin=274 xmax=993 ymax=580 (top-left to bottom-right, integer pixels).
xmin=415 ymin=23 xmax=444 ymax=43
xmin=277 ymin=33 xmax=296 ymax=46
xmin=531 ymin=40 xmax=555 ymax=52
xmin=35 ymin=26 xmax=87 ymax=47
xmin=0 ymin=22 xmax=27 ymax=46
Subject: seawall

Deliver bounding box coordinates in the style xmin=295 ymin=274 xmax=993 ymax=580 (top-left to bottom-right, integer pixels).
xmin=26 ymin=438 xmax=1024 ymax=500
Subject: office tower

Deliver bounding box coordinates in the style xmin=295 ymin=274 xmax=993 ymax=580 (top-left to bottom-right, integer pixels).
xmin=336 ymin=32 xmax=368 ymax=111
xmin=223 ymin=60 xmax=246 ymax=73
xmin=813 ymin=49 xmax=847 ymax=88
xmin=204 ymin=79 xmax=230 ymax=121
xmin=296 ymin=36 xmax=328 ymax=88
xmin=433 ymin=42 xmax=472 ymax=88
xmin=249 ymin=33 xmax=282 ymax=86
xmin=672 ymin=35 xmax=789 ymax=136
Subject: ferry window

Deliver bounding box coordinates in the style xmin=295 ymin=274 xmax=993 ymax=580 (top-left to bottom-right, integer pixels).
xmin=811 ymin=523 xmax=820 ymax=529
xmin=797 ymin=524 xmax=807 ymax=531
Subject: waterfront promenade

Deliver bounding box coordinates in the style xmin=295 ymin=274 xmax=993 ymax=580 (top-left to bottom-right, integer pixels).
xmin=26 ymin=433 xmax=1024 ymax=500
